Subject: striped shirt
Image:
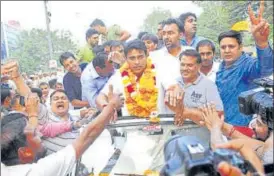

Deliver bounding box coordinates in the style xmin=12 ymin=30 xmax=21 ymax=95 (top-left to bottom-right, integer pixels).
xmin=42 ymin=111 xmax=80 ymax=155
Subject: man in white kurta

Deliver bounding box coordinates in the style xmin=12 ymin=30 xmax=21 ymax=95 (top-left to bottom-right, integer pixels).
xmin=97 ymin=39 xmax=180 ymax=117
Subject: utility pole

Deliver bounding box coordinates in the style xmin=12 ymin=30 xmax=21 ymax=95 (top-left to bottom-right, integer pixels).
xmin=43 ymin=0 xmax=53 ymax=61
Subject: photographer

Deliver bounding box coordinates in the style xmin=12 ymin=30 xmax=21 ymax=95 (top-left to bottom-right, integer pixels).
xmin=250 ymin=115 xmax=271 ymax=141
xmin=216 ymin=133 xmax=273 ymax=176
xmin=201 ymin=103 xmax=273 ymax=175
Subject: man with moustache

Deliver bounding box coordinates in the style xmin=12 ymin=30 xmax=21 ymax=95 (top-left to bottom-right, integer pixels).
xmin=216 ymin=1 xmax=273 ymax=126
xmin=179 ymin=12 xmax=204 ymax=48
xmin=160 ymin=18 xmax=193 ymax=59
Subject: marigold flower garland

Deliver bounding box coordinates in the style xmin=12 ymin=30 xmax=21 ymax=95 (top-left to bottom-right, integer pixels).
xmin=120 ymin=58 xmax=158 ymax=117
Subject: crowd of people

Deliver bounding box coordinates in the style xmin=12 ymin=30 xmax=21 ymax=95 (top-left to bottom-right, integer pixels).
xmin=1 ymin=1 xmax=273 ymax=175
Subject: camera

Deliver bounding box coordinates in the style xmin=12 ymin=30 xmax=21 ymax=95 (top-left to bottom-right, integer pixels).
xmin=161 ymin=135 xmax=257 ymax=176
xmin=238 ymin=77 xmax=273 ymax=129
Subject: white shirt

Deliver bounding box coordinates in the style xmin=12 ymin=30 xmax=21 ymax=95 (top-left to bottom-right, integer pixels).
xmin=154 ymin=45 xmax=194 ymax=59
xmin=201 ymin=62 xmax=220 ymax=82
xmin=100 ymin=59 xmax=178 ymax=116
xmin=1 ymin=145 xmax=76 ymax=176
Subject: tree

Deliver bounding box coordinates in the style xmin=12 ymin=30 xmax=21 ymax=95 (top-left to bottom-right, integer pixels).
xmin=194 ymin=1 xmax=231 ymax=56
xmin=141 ymin=7 xmax=172 ymax=34
xmin=193 ymin=1 xmax=273 ymax=55
xmin=9 ymin=28 xmax=77 ymax=74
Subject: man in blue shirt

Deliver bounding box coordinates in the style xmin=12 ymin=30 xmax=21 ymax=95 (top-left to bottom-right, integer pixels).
xmin=81 ymin=52 xmax=115 ymax=107
xmin=60 ymin=52 xmax=89 ymax=109
xmin=178 ymin=12 xmax=204 ymax=48
xmin=216 ymin=13 xmax=273 ymax=126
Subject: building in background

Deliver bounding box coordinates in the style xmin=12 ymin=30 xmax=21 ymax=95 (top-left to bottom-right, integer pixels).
xmin=1 ymin=20 xmax=21 ymax=60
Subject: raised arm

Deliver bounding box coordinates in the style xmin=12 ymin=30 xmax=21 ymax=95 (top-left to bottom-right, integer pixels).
xmin=245 ymin=0 xmax=273 ymax=79
xmin=1 ymin=61 xmax=31 ymax=96
xmin=72 ymin=91 xmax=124 ymax=159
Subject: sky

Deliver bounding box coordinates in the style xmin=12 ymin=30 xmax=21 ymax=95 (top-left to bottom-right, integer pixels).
xmin=1 ymin=1 xmax=202 ymax=45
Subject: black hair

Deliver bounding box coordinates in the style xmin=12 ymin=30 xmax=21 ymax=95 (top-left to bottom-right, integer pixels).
xmin=1 ymin=88 xmax=11 ymax=104
xmin=31 ymin=88 xmax=43 ymax=100
xmin=1 ymin=113 xmax=27 ymax=166
xmin=92 ymin=52 xmax=109 ymax=69
xmin=92 ymin=45 xmax=105 ymax=55
xmin=179 ymin=12 xmax=197 ymax=32
xmin=196 ymin=39 xmax=216 ymax=54
xmin=48 ymin=78 xmax=57 ymax=89
xmin=103 ymin=40 xmax=115 ymax=48
xmin=59 ymin=51 xmax=76 ymax=66
xmin=179 ymin=49 xmax=202 ymax=64
xmin=39 ymin=82 xmax=49 ymax=88
xmin=86 ymin=28 xmax=99 ymax=41
xmin=124 ymin=39 xmax=147 ymax=57
xmin=90 ymin=18 xmax=106 ymax=27
xmin=110 ymin=40 xmax=124 ymax=51
xmin=163 ymin=18 xmax=184 ymax=33
xmin=137 ymin=31 xmax=148 ymax=40
xmin=218 ymin=30 xmax=243 ymax=45
xmin=141 ymin=33 xmax=159 ymax=45
xmin=50 ymin=89 xmax=68 ymax=102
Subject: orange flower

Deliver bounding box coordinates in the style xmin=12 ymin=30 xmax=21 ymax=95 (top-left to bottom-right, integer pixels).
xmin=120 ymin=58 xmax=158 ymax=117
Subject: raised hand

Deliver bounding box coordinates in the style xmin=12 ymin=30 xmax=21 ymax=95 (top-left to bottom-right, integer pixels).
xmin=108 ymin=51 xmax=125 ymax=65
xmin=248 ymin=0 xmax=269 ymax=48
xmin=107 ymin=84 xmax=124 ymax=122
xmin=25 ymin=93 xmax=40 ymax=127
xmin=216 ymin=139 xmax=265 ymax=175
xmin=200 ymin=103 xmax=224 ymax=130
xmin=217 ymin=161 xmax=244 ymax=176
xmin=80 ymin=108 xmax=97 ymax=118
xmin=1 ymin=60 xmax=20 ymax=80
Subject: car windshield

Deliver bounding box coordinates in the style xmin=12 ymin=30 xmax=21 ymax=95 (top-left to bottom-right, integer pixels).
xmin=78 ymin=115 xmax=210 ymax=175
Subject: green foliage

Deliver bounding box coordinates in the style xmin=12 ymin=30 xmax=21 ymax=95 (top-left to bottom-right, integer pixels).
xmin=141 ymin=7 xmax=172 ymax=34
xmin=269 ymin=23 xmax=273 ymax=46
xmin=194 ymin=2 xmax=231 ymax=56
xmin=194 ymin=1 xmax=273 ymax=56
xmin=9 ymin=28 xmax=77 ymax=74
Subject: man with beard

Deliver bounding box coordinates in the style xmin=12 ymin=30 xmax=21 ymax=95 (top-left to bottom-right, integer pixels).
xmin=179 ymin=12 xmax=204 ymax=48
xmin=77 ymin=29 xmax=99 ymax=64
xmin=60 ymin=52 xmax=89 ymax=109
xmin=160 ymin=18 xmax=193 ymax=59
xmin=150 ymin=18 xmax=192 ymax=80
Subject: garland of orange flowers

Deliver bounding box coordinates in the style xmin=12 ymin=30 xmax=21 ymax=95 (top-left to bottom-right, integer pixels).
xmin=120 ymin=58 xmax=158 ymax=118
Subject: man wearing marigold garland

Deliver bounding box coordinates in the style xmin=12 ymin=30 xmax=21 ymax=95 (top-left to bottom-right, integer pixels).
xmin=96 ymin=39 xmax=179 ymax=118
